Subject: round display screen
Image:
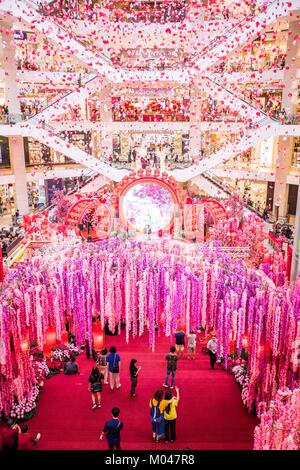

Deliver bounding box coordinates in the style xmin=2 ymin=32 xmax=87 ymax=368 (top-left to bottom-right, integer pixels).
xmin=121 ymin=182 xmax=175 ymax=233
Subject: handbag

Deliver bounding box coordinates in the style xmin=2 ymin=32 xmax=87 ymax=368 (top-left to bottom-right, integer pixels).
xmin=91 ymin=382 xmax=101 ymax=393
xmin=112 ymin=353 xmax=119 ymax=373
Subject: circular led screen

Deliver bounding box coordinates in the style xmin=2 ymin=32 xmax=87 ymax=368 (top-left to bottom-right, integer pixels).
xmin=121 ymin=182 xmax=175 ymax=233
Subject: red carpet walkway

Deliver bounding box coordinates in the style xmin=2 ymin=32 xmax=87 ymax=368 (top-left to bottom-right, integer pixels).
xmin=28 ymin=332 xmax=257 ymax=450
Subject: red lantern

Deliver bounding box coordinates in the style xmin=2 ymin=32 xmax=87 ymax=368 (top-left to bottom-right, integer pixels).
xmin=92 ymin=322 xmax=104 ymax=352
xmin=229 ymin=330 xmax=235 ymax=355
xmin=229 ymin=340 xmax=235 ymax=355
xmin=43 ymin=326 xmax=56 ymax=356
xmin=60 ymin=330 xmax=69 ymax=346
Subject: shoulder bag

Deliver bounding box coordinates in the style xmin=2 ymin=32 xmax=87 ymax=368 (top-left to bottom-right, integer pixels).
xmin=112 ymin=353 xmax=119 ymax=373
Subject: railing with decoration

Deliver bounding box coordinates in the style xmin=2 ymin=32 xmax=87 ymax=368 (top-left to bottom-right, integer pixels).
xmin=189 ymin=0 xmax=283 ymax=64
xmin=205 ymin=74 xmax=279 ymax=124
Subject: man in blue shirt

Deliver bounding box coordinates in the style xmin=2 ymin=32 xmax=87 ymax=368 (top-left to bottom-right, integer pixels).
xmin=100 ymin=407 xmax=123 ymax=450
xmin=106 ymin=346 xmax=121 ymax=390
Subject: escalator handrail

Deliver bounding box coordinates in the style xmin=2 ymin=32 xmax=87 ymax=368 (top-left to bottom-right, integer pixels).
xmin=26 ymin=73 xmax=99 ymax=121
xmin=206 ymin=74 xmax=279 ymax=123
xmin=21 ymin=0 xmax=114 ymax=66
xmin=190 ymin=0 xmax=281 ymax=62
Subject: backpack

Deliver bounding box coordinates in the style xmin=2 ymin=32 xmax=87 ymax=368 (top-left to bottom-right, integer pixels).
xmin=150 ymin=400 xmax=163 ymax=423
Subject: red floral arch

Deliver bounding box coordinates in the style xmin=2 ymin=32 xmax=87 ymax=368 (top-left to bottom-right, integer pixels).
xmin=113 ymin=169 xmax=185 ymax=233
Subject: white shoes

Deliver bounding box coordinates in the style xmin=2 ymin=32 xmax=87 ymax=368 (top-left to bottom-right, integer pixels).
xmin=33 ymin=433 xmax=41 ymax=444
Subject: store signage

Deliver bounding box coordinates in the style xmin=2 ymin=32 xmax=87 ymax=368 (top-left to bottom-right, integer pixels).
xmin=121 ymin=48 xmax=182 ymax=59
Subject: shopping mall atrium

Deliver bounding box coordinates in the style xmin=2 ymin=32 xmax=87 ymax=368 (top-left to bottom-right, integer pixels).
xmin=0 ymin=0 xmax=300 ymax=453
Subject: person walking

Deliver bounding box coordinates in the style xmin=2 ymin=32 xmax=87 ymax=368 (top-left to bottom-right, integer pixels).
xmin=149 ymin=390 xmax=165 ymax=442
xmin=163 ymin=346 xmax=178 ymax=389
xmin=100 ymin=407 xmax=123 ymax=450
xmin=175 ymin=327 xmax=185 ymax=358
xmin=106 ymin=346 xmax=121 ymax=390
xmin=187 ymin=331 xmax=197 ymax=360
xmin=129 ymin=358 xmax=141 ymax=397
xmin=207 ymin=335 xmax=217 ymax=370
xmin=88 ymin=366 xmax=104 ymax=409
xmin=97 ymin=348 xmax=109 ymax=384
xmin=161 ymin=387 xmax=180 ymax=443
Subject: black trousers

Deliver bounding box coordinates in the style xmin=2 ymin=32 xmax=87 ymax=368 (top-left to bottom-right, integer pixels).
xmin=164 ymin=419 xmax=176 ymax=441
xmin=108 ymin=441 xmax=121 ymax=450
xmin=130 ymin=376 xmax=138 ymax=396
xmin=208 ymin=350 xmax=216 ymax=369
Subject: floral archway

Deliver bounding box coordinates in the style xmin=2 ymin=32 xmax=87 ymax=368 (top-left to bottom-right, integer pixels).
xmin=112 ymin=169 xmax=185 ymax=233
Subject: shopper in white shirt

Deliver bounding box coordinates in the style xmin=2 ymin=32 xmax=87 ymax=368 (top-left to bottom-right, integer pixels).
xmin=207 ymin=335 xmax=217 ymax=370
xmin=187 ymin=332 xmax=197 ymax=360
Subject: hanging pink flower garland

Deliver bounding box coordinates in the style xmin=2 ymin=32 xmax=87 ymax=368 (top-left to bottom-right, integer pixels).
xmin=0 ymin=237 xmax=299 ymax=419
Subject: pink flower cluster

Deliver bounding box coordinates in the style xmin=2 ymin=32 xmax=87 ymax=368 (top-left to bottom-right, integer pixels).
xmin=209 ymin=213 xmax=267 ymax=266
xmin=51 ymin=345 xmax=80 ymax=362
xmin=32 ymin=359 xmax=50 ymax=383
xmin=232 ymin=364 xmax=248 ymax=386
xmin=9 ymin=385 xmax=40 ymax=421
xmin=254 ymin=387 xmax=300 ymax=450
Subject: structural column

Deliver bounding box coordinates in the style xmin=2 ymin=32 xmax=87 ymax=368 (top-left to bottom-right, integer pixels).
xmin=272 ymin=20 xmax=300 ymax=218
xmin=189 ymin=86 xmax=202 ymax=161
xmin=2 ymin=27 xmax=29 ymax=214
xmin=272 ymin=137 xmax=293 ymax=218
xmin=99 ymin=84 xmax=113 ymax=161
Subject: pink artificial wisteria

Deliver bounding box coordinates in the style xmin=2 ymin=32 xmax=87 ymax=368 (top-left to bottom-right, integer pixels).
xmin=0 ymin=237 xmax=299 ymax=419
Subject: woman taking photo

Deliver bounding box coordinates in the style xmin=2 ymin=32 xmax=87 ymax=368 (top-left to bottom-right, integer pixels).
xmin=149 ymin=390 xmax=164 ymax=442
xmin=161 ymin=386 xmax=180 ymax=443
xmin=88 ymin=366 xmax=104 ymax=409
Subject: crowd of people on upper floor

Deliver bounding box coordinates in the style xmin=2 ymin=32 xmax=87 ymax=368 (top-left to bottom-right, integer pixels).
xmin=0 ymin=105 xmax=9 ymax=123
xmin=216 ymin=53 xmax=286 ymax=74
xmin=108 ymin=143 xmax=191 ymax=171
xmin=37 ymin=0 xmax=188 ymax=23
xmin=35 ymin=0 xmax=266 ymax=23
xmin=0 ymin=210 xmax=23 ymax=258
xmin=54 ymin=96 xmax=299 ymax=125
